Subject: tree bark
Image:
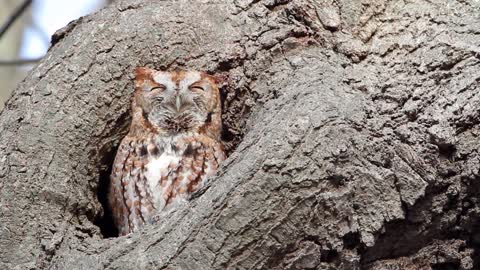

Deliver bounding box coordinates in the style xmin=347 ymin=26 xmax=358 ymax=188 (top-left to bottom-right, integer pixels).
xmin=1 ymin=0 xmax=479 ymax=269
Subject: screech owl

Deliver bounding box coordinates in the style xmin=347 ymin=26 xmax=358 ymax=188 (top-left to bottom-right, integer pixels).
xmin=109 ymin=67 xmax=226 ymax=236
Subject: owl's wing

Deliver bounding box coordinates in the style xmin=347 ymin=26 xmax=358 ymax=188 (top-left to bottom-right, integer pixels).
xmin=110 ymin=136 xmax=158 ymax=235
xmin=109 ymin=137 xmax=132 ymax=236
xmin=190 ymin=139 xmax=226 ymax=191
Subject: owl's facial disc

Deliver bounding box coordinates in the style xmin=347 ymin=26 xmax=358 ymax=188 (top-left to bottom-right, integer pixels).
xmin=142 ymin=71 xmax=215 ymax=134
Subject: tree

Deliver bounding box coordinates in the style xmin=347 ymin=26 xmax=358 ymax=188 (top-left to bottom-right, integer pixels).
xmin=1 ymin=0 xmax=479 ymax=269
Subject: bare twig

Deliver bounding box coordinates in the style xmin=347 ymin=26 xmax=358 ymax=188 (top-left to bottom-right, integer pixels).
xmin=0 ymin=0 xmax=33 ymax=39
xmin=0 ymin=56 xmax=43 ymax=66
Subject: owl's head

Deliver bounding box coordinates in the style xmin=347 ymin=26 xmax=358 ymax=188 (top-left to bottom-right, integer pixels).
xmin=131 ymin=67 xmax=222 ymax=139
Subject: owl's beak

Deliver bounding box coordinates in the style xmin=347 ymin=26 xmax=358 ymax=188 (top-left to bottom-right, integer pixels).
xmin=175 ymin=95 xmax=182 ymax=112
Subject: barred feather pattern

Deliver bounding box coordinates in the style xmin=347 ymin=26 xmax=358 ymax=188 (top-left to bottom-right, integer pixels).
xmin=109 ymin=133 xmax=225 ymax=235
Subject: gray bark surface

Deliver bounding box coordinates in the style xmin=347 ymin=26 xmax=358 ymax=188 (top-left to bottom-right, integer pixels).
xmin=1 ymin=0 xmax=479 ymax=269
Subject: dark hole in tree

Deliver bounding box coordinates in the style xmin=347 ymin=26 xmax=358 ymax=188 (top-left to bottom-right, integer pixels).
xmin=93 ymin=69 xmax=250 ymax=238
xmin=328 ymin=174 xmax=346 ymax=187
xmin=219 ymin=83 xmax=243 ymax=155
xmin=221 ymin=124 xmax=235 ymax=146
xmin=431 ymin=262 xmax=459 ymax=270
xmin=320 ymin=249 xmax=338 ymax=263
xmin=438 ymin=143 xmax=456 ymax=160
xmin=343 ymin=232 xmax=361 ymax=250
xmin=468 ymin=222 xmax=480 ymax=269
xmin=93 ymin=143 xmax=119 ymax=238
xmin=472 ymin=242 xmax=480 ymax=269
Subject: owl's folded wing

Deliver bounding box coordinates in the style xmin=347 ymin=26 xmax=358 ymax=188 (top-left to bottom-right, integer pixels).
xmin=110 ymin=136 xmax=160 ymax=235
xmin=108 ymin=137 xmax=132 ymax=236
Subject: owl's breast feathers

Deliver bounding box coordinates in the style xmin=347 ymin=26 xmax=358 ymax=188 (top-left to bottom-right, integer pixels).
xmin=109 ymin=133 xmax=225 ymax=235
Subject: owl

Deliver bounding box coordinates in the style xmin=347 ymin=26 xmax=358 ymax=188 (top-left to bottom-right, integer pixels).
xmin=108 ymin=67 xmax=226 ymax=236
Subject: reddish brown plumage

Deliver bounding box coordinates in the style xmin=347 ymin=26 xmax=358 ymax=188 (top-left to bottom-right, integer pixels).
xmin=108 ymin=68 xmax=226 ymax=235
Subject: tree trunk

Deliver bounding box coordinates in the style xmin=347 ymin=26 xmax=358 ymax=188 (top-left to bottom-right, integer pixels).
xmin=1 ymin=0 xmax=479 ymax=269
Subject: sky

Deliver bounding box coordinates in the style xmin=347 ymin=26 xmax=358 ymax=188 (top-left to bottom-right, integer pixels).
xmin=20 ymin=0 xmax=105 ymax=59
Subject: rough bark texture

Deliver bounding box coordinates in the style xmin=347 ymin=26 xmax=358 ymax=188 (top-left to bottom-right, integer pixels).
xmin=1 ymin=0 xmax=479 ymax=269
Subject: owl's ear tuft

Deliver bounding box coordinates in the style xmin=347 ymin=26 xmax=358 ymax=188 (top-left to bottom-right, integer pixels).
xmin=202 ymin=72 xmax=225 ymax=86
xmin=135 ymin=67 xmax=155 ymax=86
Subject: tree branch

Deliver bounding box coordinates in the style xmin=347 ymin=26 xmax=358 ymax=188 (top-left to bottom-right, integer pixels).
xmin=0 ymin=0 xmax=32 ymax=39
xmin=0 ymin=57 xmax=42 ymax=66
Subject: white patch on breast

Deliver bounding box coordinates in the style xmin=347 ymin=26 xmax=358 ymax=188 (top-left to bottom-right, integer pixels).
xmin=145 ymin=141 xmax=181 ymax=211
xmin=145 ymin=154 xmax=178 ymax=186
xmin=143 ymin=133 xmax=222 ymax=215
